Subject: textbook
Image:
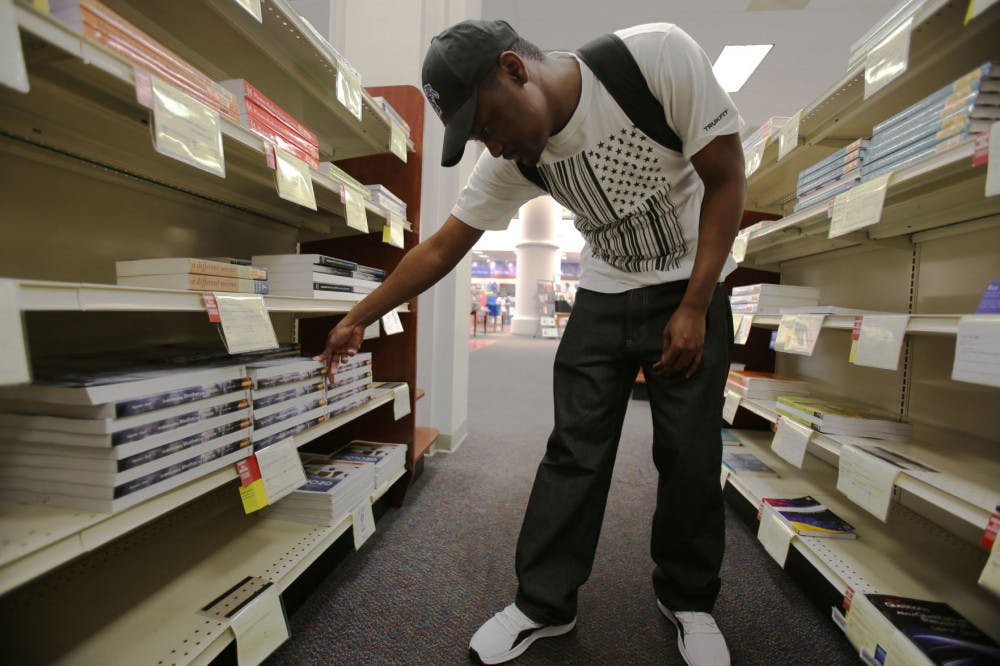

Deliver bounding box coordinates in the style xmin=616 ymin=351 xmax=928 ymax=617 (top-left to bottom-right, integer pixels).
xmin=246 ymin=357 xmax=325 ymax=390
xmin=267 ymin=455 xmax=377 ymax=525
xmin=722 ymin=450 xmax=779 ymax=477
xmin=760 ymin=496 xmax=856 ymax=538
xmin=727 ymin=370 xmax=810 ymax=400
xmin=731 ymin=284 xmax=820 ymax=299
xmin=116 ymin=274 xmax=269 ymax=294
xmin=776 ymin=396 xmax=912 ymax=441
xmin=115 ymin=257 xmax=267 ymax=281
xmin=251 ymin=254 xmax=360 ymax=273
xmin=267 ymin=272 xmax=379 ymax=295
xmin=333 ymin=440 xmax=407 ymax=487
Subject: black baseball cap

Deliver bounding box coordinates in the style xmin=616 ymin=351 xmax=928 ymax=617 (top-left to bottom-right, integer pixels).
xmin=421 ymin=19 xmax=519 ymax=167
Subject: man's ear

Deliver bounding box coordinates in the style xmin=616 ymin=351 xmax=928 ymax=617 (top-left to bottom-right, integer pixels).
xmin=498 ymin=51 xmax=528 ymax=85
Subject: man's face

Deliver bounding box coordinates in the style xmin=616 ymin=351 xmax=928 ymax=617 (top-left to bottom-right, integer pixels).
xmin=468 ymin=62 xmax=548 ymax=166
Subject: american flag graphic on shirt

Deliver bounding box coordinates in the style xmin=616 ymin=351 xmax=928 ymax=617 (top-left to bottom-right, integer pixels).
xmin=536 ymin=125 xmax=687 ymax=273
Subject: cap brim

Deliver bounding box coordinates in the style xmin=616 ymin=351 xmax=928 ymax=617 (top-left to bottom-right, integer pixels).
xmin=441 ymin=93 xmax=477 ymax=167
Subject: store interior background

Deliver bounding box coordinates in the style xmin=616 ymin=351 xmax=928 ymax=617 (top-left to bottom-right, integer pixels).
xmin=287 ymin=0 xmax=902 ymax=453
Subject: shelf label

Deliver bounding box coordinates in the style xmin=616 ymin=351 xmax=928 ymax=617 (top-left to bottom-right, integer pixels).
xmin=341 ymin=184 xmax=369 ymax=233
xmin=980 ymin=538 xmax=1000 ymax=596
xmin=389 ymin=381 xmax=411 ymax=420
xmin=381 ymin=309 xmax=403 ymax=336
xmin=257 ymin=439 xmax=307 ymax=503
xmin=777 ymin=109 xmax=802 ymax=162
xmin=383 ymin=212 xmax=405 ymax=249
xmin=983 ymin=511 xmax=1000 ymax=550
xmin=230 ymin=582 xmax=289 ymax=666
xmin=973 ymin=129 xmax=991 ymax=168
xmin=986 ymin=123 xmax=1000 ymax=198
xmin=232 ymin=0 xmax=262 ymax=22
xmin=757 ymin=506 xmax=795 ymax=566
xmin=390 ymin=121 xmax=408 ymax=162
xmin=719 ymin=467 xmax=730 ymax=489
xmin=237 ymin=455 xmax=268 ymax=513
xmin=0 ymin=280 xmax=29 ymax=385
xmin=202 ymin=292 xmax=222 ymax=323
xmin=214 ymin=293 xmax=279 ymax=354
xmin=731 ymin=231 xmax=749 ymax=263
xmin=850 ymin=314 xmax=909 ymax=370
xmin=775 ymin=314 xmax=825 ymax=355
xmin=837 ymin=444 xmax=900 ymax=521
xmin=744 ymin=139 xmax=766 ymax=178
xmin=722 ymin=388 xmax=741 ymax=425
xmin=269 ymin=145 xmax=317 ymax=210
xmin=845 ymin=593 xmax=887 ymax=665
xmin=0 ymin=0 xmax=29 ymax=93
xmin=828 ymin=174 xmax=893 ymax=239
xmin=336 ymin=67 xmax=363 ymax=120
xmin=732 ymin=313 xmax=744 ymax=338
xmin=864 ymin=17 xmax=912 ymax=100
xmin=141 ymin=73 xmax=226 ymax=178
xmin=735 ymin=314 xmax=754 ymax=346
xmin=952 ymin=315 xmax=1000 ymax=388
xmin=351 ymin=500 xmax=376 ymax=549
xmin=363 ymin=320 xmax=380 ymax=340
xmin=966 ymin=0 xmax=999 ymax=24
xmin=771 ymin=416 xmax=813 ymax=468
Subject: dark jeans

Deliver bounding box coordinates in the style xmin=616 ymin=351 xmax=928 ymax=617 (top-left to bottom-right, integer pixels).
xmin=514 ymin=281 xmax=733 ymax=625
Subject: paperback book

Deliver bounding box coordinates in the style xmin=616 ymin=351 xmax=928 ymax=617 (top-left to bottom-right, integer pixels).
xmin=722 ymin=450 xmax=779 ymax=477
xmin=760 ymin=496 xmax=856 ymax=538
xmin=775 ymin=396 xmax=912 ymax=441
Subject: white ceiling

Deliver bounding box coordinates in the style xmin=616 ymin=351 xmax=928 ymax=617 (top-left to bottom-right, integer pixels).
xmin=481 ymin=0 xmax=901 ymax=132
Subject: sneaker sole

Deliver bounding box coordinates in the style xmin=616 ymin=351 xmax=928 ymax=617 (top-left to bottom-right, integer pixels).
xmin=657 ymin=600 xmax=693 ymax=666
xmin=468 ymin=619 xmax=576 ymax=665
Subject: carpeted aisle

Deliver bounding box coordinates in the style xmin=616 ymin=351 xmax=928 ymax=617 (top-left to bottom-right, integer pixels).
xmin=266 ymin=335 xmax=857 ymax=665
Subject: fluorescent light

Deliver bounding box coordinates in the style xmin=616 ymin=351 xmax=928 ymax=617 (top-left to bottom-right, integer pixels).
xmin=713 ymin=44 xmax=773 ymax=92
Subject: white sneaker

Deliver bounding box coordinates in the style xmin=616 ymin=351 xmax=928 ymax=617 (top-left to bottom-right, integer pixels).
xmin=657 ymin=600 xmax=731 ymax=666
xmin=469 ymin=603 xmax=576 ymax=664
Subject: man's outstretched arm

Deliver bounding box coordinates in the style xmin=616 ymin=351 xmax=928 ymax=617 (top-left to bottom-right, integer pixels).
xmin=318 ymin=215 xmax=484 ymax=380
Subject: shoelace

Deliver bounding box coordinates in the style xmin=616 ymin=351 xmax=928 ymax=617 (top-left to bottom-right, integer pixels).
xmin=675 ymin=612 xmax=720 ymax=635
xmin=494 ymin=606 xmax=538 ymax=636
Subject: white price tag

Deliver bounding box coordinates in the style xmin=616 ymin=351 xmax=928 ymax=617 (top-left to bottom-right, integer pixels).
xmin=864 ymin=17 xmax=912 ymax=100
xmin=979 ymin=538 xmax=1000 ymax=595
xmin=757 ymin=506 xmax=795 ymax=566
xmin=719 ymin=467 xmax=731 ymax=489
xmin=213 ymin=293 xmax=279 ymax=354
xmin=829 ymin=174 xmax=893 ymax=239
xmin=966 ymin=0 xmax=999 ymax=24
xmin=986 ymin=122 xmax=1000 ymax=198
xmin=771 ymin=416 xmax=813 ymax=468
xmin=336 ymin=67 xmax=363 ymax=120
xmin=775 ymin=314 xmax=826 ymax=355
xmin=232 ymin=0 xmax=262 ymax=22
xmin=732 ymin=232 xmax=749 ymax=263
xmin=391 ymin=382 xmax=411 ymax=420
xmin=390 ymin=121 xmax=408 ymax=162
xmin=745 ymin=140 xmax=766 ymax=178
xmin=732 ymin=314 xmax=744 ymax=338
xmin=363 ymin=321 xmax=380 ymax=340
xmin=342 ymin=185 xmax=369 ymax=233
xmin=850 ymin=315 xmax=909 ymax=370
xmin=381 ymin=309 xmax=403 ymax=336
xmin=383 ymin=213 xmax=405 ymax=249
xmin=0 ymin=0 xmax=29 ymax=93
xmin=147 ymin=75 xmax=225 ymax=177
xmin=735 ymin=314 xmax=754 ymax=346
xmin=837 ymin=444 xmax=900 ymax=521
xmin=844 ymin=593 xmax=885 ymax=664
xmin=255 ymin=439 xmax=307 ymax=505
xmin=952 ymin=315 xmax=1000 ymax=387
xmin=272 ymin=146 xmax=317 ymax=210
xmin=777 ymin=109 xmax=802 ymax=162
xmin=722 ymin=388 xmax=741 ymax=425
xmin=351 ymin=500 xmax=376 ymax=549
xmin=230 ymin=582 xmax=289 ymax=665
xmin=0 ymin=280 xmax=29 ymax=385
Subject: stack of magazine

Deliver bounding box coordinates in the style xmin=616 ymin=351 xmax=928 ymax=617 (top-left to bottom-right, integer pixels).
xmin=327 ymin=353 xmax=376 ymax=419
xmin=0 ymin=363 xmax=254 ymax=512
xmin=248 ymin=357 xmax=330 ymax=451
xmin=776 ymin=396 xmax=912 ymax=441
xmin=761 ymin=496 xmax=856 ymax=538
xmin=793 ymin=138 xmax=869 ymax=212
xmin=861 ymin=62 xmax=1000 ymax=183
xmin=267 ymin=452 xmax=376 ymax=525
xmin=730 ymin=284 xmax=820 ymax=315
xmin=332 ymin=440 xmax=407 ymax=488
xmin=251 ymin=254 xmax=384 ymax=301
xmin=727 ymin=369 xmax=810 ymax=401
xmin=115 ymin=257 xmax=269 ymax=294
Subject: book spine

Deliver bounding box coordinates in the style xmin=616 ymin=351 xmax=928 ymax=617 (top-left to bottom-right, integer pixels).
xmin=114 ymin=437 xmax=252 ymax=498
xmin=239 ymin=82 xmax=319 ymax=147
xmin=313 ymin=283 xmax=354 ymax=293
xmin=317 ymin=256 xmax=359 ymax=271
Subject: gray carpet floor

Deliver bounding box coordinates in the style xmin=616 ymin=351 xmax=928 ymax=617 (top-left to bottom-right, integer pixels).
xmin=267 ymin=335 xmax=857 ymax=665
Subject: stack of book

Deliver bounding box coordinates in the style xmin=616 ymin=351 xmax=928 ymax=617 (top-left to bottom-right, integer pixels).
xmin=267 ymin=453 xmax=376 ymax=525
xmin=220 ymin=79 xmax=320 ymax=169
xmin=115 ymin=257 xmax=269 ymax=294
xmin=861 ymin=62 xmax=1000 ymax=183
xmin=793 ymin=138 xmax=870 ymax=212
xmin=327 ymin=353 xmax=376 ymax=418
xmin=247 ymin=358 xmax=329 ymax=451
xmin=776 ymin=396 xmax=912 ymax=441
xmin=251 ymin=254 xmax=385 ymax=301
xmin=50 ymin=0 xmax=240 ymax=123
xmin=332 ymin=440 xmax=407 ymax=488
xmin=727 ymin=370 xmax=810 ymax=401
xmin=760 ymin=496 xmax=857 ymax=538
xmin=0 ymin=364 xmax=253 ymax=513
xmin=366 ymin=185 xmax=408 ymax=221
xmin=730 ymin=284 xmax=820 ymax=315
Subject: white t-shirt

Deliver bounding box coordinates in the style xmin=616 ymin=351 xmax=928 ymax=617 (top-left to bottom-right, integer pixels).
xmin=451 ymin=23 xmax=743 ymax=294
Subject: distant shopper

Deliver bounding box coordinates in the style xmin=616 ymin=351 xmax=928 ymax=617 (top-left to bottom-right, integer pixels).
xmin=320 ymin=18 xmax=744 ymax=665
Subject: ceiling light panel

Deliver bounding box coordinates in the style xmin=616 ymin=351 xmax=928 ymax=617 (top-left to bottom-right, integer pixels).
xmin=712 ymin=44 xmax=774 ymax=92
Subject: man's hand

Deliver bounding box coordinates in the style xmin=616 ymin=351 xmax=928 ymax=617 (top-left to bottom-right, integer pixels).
xmin=651 ymin=304 xmax=706 ymax=379
xmin=317 ymin=319 xmax=365 ymax=383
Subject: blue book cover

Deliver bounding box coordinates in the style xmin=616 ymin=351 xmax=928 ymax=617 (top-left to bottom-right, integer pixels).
xmin=977 ymin=281 xmax=1000 ymax=314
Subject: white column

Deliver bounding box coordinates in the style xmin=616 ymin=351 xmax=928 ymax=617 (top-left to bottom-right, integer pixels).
xmin=512 ymin=196 xmax=562 ymax=336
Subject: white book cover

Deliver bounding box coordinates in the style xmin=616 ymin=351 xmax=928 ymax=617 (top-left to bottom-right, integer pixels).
xmin=731 ymin=284 xmax=820 ymax=298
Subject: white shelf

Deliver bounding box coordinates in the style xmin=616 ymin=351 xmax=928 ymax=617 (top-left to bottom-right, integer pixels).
xmin=745 ymin=313 xmax=962 ymax=336
xmin=723 ymin=430 xmax=1000 ymax=643
xmin=0 ymin=387 xmax=396 ymax=596
xmin=11 ymin=278 xmax=409 ymax=314
xmin=736 ymin=397 xmax=1000 ymax=533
